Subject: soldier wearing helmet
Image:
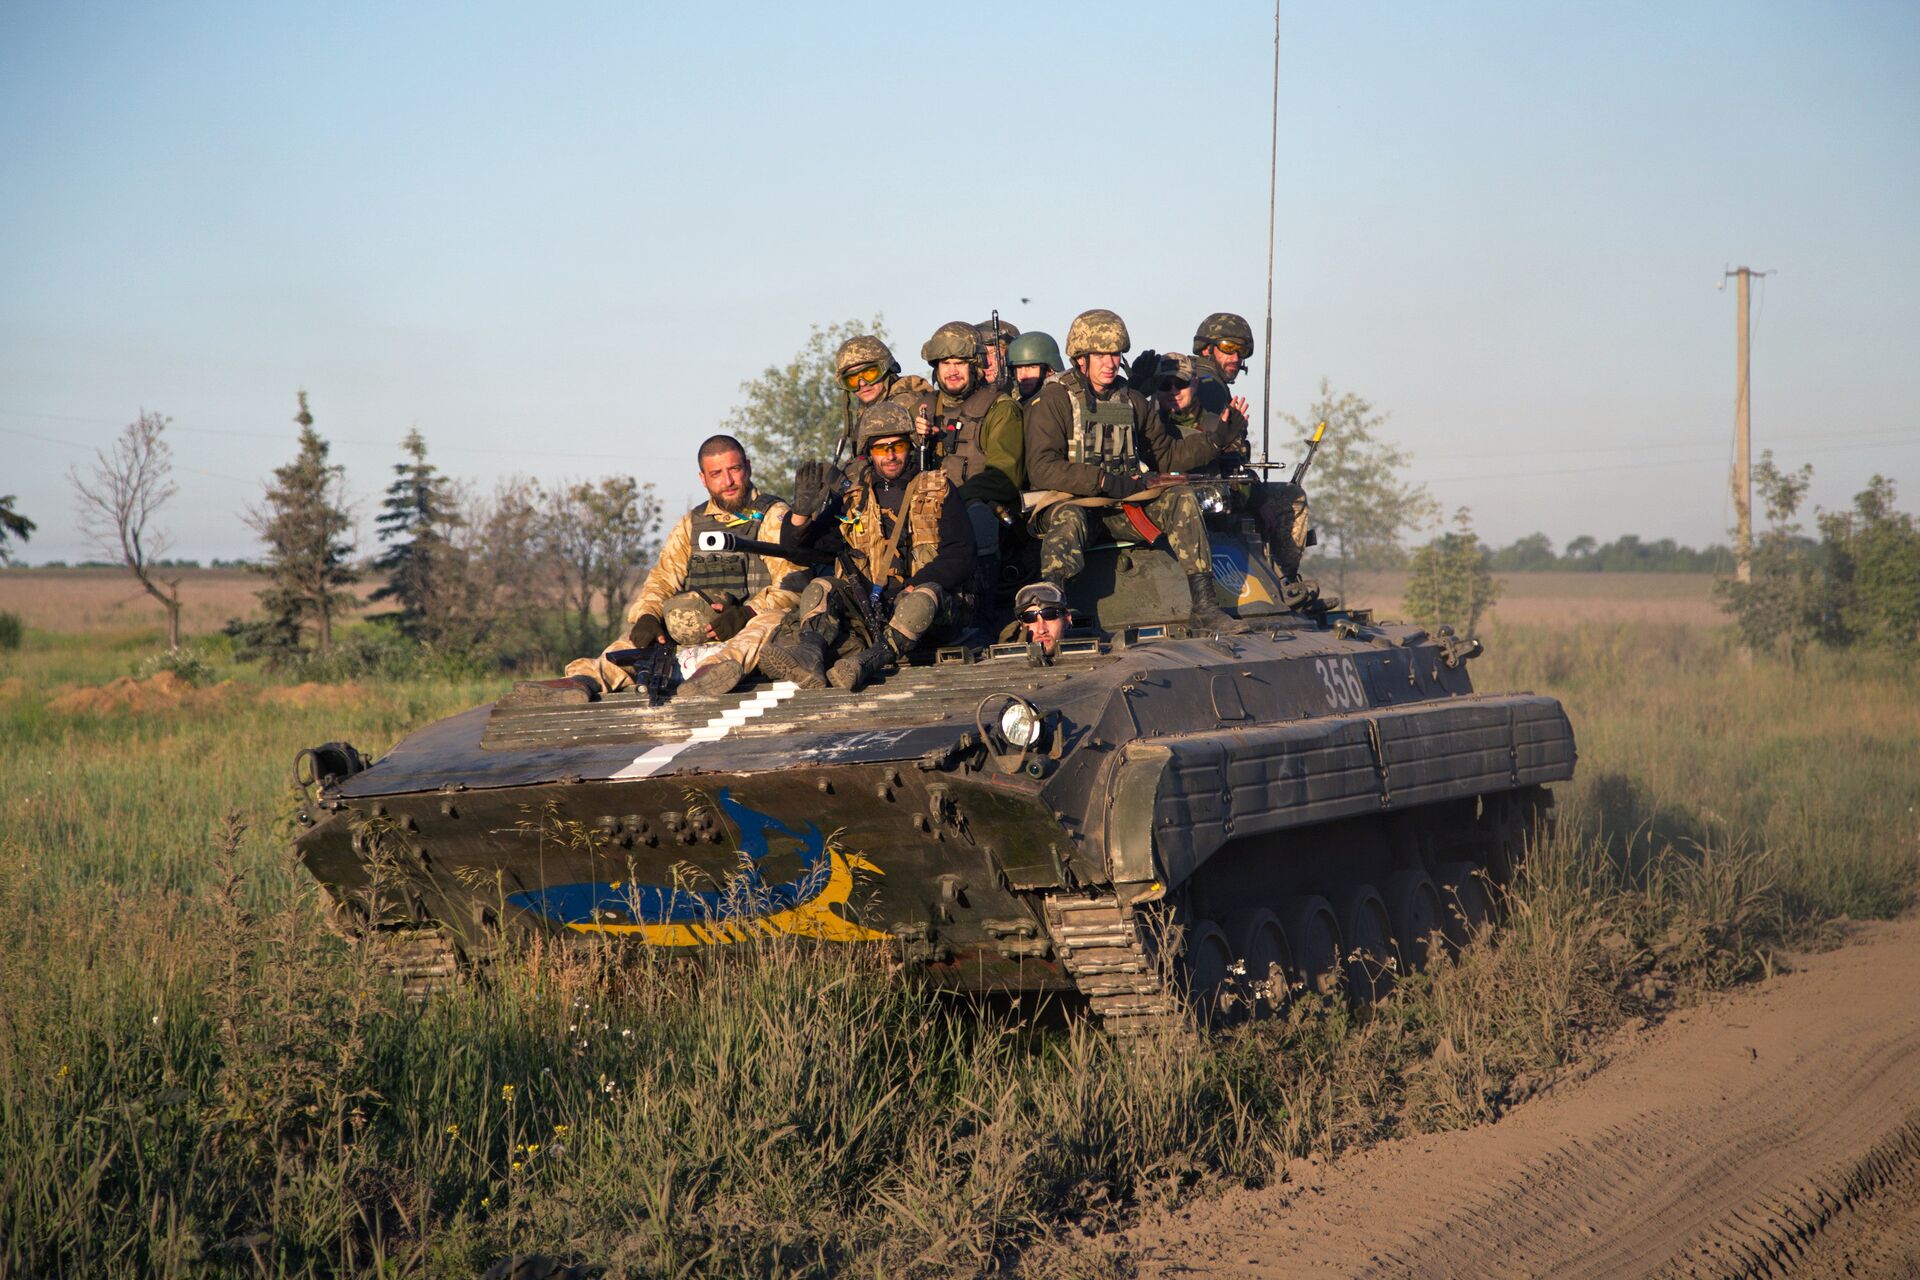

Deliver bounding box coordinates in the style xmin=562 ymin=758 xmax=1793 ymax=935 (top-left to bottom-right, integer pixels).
xmin=1192 ymin=312 xmax=1256 ymax=388
xmin=539 ymin=435 xmax=808 ymax=702
xmin=1022 ymin=308 xmax=1247 ymax=634
xmin=833 ymin=334 xmax=935 ymax=440
xmin=1005 ymin=331 xmax=1065 ymax=409
xmin=921 ymin=320 xmax=1025 ymax=627
xmin=757 ymin=402 xmax=975 ymax=693
xmin=975 ymin=317 xmax=1020 ymax=392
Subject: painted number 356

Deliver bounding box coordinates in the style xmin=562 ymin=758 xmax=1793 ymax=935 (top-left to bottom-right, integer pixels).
xmin=1314 ymin=656 xmax=1366 ymax=710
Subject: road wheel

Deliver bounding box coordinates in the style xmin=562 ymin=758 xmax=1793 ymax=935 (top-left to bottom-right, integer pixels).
xmin=1338 ymin=885 xmax=1395 ymax=1003
xmin=1280 ymin=895 xmax=1343 ymax=1000
xmin=1227 ymin=908 xmax=1289 ymax=1017
xmin=1384 ymin=869 xmax=1443 ymax=972
xmin=1438 ymin=860 xmax=1493 ymax=951
xmin=1180 ymin=919 xmax=1239 ymax=1026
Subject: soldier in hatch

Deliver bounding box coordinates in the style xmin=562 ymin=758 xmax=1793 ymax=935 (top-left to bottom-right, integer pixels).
xmin=1006 ymin=330 xmax=1065 ymax=410
xmin=921 ymin=320 xmax=1025 ymax=625
xmin=1012 ymin=580 xmax=1072 ymax=660
xmin=553 ymin=435 xmax=808 ymax=700
xmin=1022 ymin=308 xmax=1246 ymax=634
xmin=756 ymin=403 xmax=975 ymax=693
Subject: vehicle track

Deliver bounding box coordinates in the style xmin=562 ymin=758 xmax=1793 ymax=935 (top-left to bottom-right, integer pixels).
xmin=1124 ymin=917 xmax=1920 ymax=1278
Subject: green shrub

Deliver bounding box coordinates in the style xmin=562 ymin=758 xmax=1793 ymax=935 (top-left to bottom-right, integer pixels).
xmin=0 ymin=611 xmax=20 ymax=651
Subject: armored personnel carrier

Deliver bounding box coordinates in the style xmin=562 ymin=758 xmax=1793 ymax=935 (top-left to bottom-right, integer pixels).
xmin=293 ymin=510 xmax=1575 ymax=1031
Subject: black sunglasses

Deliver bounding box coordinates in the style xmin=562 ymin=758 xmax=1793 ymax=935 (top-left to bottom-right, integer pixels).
xmin=1020 ymin=606 xmax=1068 ymax=622
xmin=1157 ymin=377 xmax=1190 ymax=392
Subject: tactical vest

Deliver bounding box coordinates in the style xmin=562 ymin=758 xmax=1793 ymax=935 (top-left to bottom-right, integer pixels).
xmin=843 ymin=469 xmax=951 ymax=586
xmin=684 ymin=498 xmax=774 ymax=599
xmin=934 ymin=382 xmax=1003 ymax=489
xmin=1061 ymin=371 xmax=1141 ymax=471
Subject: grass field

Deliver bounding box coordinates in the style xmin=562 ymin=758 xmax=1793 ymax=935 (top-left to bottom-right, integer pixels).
xmin=0 ymin=578 xmax=1914 ymax=1277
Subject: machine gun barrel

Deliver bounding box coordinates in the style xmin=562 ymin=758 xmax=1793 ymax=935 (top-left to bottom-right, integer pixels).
xmin=1291 ymin=418 xmax=1328 ymax=487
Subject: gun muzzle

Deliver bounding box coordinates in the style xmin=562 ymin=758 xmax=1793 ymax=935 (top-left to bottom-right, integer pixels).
xmin=695 ymin=530 xmax=736 ymax=553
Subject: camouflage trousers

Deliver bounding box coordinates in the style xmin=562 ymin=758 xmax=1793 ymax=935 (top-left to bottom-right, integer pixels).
xmin=1250 ymin=480 xmax=1311 ymax=578
xmin=1036 ymin=486 xmax=1212 ymax=582
xmin=563 ymin=589 xmax=791 ymax=692
xmin=784 ymin=576 xmax=944 ymax=658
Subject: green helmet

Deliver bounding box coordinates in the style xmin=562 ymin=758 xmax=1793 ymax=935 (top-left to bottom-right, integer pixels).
xmin=1005 ymin=330 xmax=1065 ymax=373
xmin=1192 ymin=312 xmax=1255 ymax=358
xmin=1065 ymin=308 xmax=1130 ymax=359
xmin=975 ymin=318 xmax=1020 ymax=350
xmin=921 ymin=320 xmax=982 ymax=367
xmin=855 ymin=401 xmax=915 ymax=451
xmin=835 ymin=334 xmax=900 ymax=378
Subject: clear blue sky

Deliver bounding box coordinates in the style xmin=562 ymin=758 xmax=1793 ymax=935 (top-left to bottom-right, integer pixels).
xmin=3 ymin=0 xmax=1915 ymax=562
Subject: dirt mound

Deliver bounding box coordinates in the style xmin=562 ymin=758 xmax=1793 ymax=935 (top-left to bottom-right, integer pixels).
xmin=256 ymin=681 xmax=372 ymax=709
xmin=47 ymin=671 xmax=230 ymax=714
xmin=1125 ymin=918 xmax=1920 ymax=1278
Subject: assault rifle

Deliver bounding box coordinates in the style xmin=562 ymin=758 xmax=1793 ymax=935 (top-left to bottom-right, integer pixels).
xmin=695 ymin=529 xmax=889 ymax=646
xmin=1292 ymin=418 xmax=1328 ymax=487
xmin=602 ymin=641 xmax=679 ymax=707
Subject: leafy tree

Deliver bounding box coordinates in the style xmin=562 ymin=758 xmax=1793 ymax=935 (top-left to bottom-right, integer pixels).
xmin=1402 ymin=506 xmax=1503 ymax=637
xmin=721 ymin=316 xmax=889 ymax=485
xmin=1714 ymin=453 xmax=1831 ymax=662
xmin=1489 ymin=531 xmax=1556 ymax=572
xmin=0 ymin=495 xmax=36 ymax=565
xmin=1281 ymin=379 xmax=1437 ymax=592
xmin=542 ymin=477 xmax=664 ymax=651
xmin=247 ymin=391 xmax=358 ymax=655
xmin=369 ymin=428 xmax=462 ymax=640
xmin=1563 ymin=534 xmax=1597 ymax=561
xmin=1817 ymin=475 xmax=1920 ymax=653
xmin=68 ymin=410 xmax=185 ymax=648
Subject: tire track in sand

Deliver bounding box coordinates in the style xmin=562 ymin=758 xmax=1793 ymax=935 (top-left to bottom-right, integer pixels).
xmin=1125 ymin=918 xmax=1920 ymax=1278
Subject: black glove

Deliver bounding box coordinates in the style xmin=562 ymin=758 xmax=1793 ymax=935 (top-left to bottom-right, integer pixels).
xmin=793 ymin=460 xmax=843 ymax=518
xmin=1098 ymin=471 xmax=1131 ymax=499
xmin=707 ymin=602 xmax=751 ymax=641
xmin=1128 ymin=349 xmax=1162 ymax=391
xmin=627 ymin=614 xmax=667 ymax=647
xmin=1206 ymin=413 xmax=1244 ymax=452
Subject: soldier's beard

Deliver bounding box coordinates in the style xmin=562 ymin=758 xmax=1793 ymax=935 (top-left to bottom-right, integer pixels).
xmin=712 ymin=487 xmax=750 ymax=513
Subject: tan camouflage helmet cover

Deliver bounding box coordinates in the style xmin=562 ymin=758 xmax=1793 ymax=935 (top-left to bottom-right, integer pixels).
xmin=1065 ymin=308 xmax=1131 ymax=359
xmin=1192 ymin=312 xmax=1256 ymax=357
xmin=921 ymin=320 xmax=982 ymax=366
xmin=975 ymin=318 xmax=1020 ymax=349
xmin=854 ymin=400 xmax=916 ymax=451
xmin=834 ymin=334 xmax=899 ymax=378
xmin=1156 ymin=351 xmax=1198 ymax=382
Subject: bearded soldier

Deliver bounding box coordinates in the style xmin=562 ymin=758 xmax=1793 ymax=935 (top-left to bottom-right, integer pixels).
xmin=757 ymin=402 xmax=975 ymax=693
xmin=1022 ymin=308 xmax=1246 ymax=633
xmin=1006 ymin=330 xmax=1065 ymax=410
xmin=921 ymin=320 xmax=1025 ymax=624
xmin=547 ymin=435 xmax=807 ymax=701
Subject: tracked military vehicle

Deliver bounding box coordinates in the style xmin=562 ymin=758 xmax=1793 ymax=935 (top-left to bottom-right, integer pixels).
xmin=293 ymin=509 xmax=1575 ymax=1031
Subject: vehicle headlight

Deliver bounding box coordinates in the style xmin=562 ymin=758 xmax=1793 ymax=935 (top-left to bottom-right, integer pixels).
xmin=999 ymin=700 xmax=1042 ymax=749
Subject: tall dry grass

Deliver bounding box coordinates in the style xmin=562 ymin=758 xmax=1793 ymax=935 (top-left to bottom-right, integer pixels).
xmin=0 ymin=615 xmax=1914 ymax=1276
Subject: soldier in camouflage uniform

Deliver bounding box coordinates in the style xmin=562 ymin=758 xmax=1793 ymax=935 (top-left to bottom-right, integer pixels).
xmin=975 ymin=317 xmax=1020 ymax=393
xmin=558 ymin=436 xmax=808 ymax=699
xmin=834 ymin=334 xmax=936 ymax=445
xmin=1021 ymin=308 xmax=1247 ymax=634
xmin=1006 ymin=330 xmax=1065 ymax=410
xmin=757 ymin=403 xmax=975 ymax=693
xmin=922 ymin=320 xmax=1025 ymax=625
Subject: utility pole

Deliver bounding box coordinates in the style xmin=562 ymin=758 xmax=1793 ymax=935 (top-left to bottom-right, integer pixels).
xmin=1724 ymin=266 xmax=1770 ymax=583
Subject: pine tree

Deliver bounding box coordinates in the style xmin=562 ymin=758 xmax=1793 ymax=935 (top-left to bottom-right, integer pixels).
xmin=0 ymin=495 xmax=35 ymax=565
xmin=248 ymin=391 xmax=358 ymax=654
xmin=370 ymin=428 xmax=459 ymax=639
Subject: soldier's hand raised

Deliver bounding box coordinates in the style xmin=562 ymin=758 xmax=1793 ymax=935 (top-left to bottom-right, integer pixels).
xmin=792 ymin=460 xmax=843 ymax=518
xmin=1230 ymin=395 xmax=1251 ymax=420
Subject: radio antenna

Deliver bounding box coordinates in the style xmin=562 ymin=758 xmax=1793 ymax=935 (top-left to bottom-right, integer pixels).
xmin=1260 ymin=0 xmax=1280 ymax=465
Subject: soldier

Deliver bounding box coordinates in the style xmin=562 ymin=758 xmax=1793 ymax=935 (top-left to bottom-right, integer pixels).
xmin=1012 ymin=580 xmax=1071 ymax=659
xmin=1006 ymin=330 xmax=1065 ymax=409
xmin=757 ymin=403 xmax=975 ymax=692
xmin=1192 ymin=311 xmax=1255 ymax=395
xmin=975 ymin=317 xmax=1020 ymax=392
xmin=1023 ymin=308 xmax=1246 ymax=633
xmin=921 ymin=320 xmax=1025 ymax=624
xmin=555 ymin=435 xmax=808 ymax=700
xmin=834 ymin=334 xmax=935 ymax=442
xmin=1152 ymin=351 xmax=1248 ymax=474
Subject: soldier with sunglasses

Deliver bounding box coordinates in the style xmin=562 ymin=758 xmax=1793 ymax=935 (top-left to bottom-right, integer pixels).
xmin=1010 ymin=580 xmax=1073 ymax=660
xmin=833 ymin=334 xmax=936 ymax=443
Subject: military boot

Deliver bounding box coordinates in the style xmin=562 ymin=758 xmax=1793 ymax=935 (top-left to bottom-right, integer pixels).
xmin=500 ymin=674 xmax=601 ymax=707
xmin=677 ymin=656 xmax=743 ymax=699
xmin=756 ymin=629 xmax=830 ymax=689
xmin=1186 ymin=573 xmax=1250 ymax=635
xmin=828 ymin=627 xmax=908 ymax=693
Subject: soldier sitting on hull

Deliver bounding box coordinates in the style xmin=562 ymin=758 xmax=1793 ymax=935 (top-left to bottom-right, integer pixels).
xmin=1007 ymin=330 xmax=1065 ymax=411
xmin=835 ymin=334 xmax=935 ymax=425
xmin=757 ymin=403 xmax=976 ymax=693
xmin=975 ymin=317 xmax=1019 ymax=394
xmin=551 ymin=435 xmax=808 ymax=701
xmin=921 ymin=320 xmax=1025 ymax=627
xmin=1022 ymin=308 xmax=1247 ymax=634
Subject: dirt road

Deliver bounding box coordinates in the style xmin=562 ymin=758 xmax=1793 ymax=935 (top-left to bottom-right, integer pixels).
xmin=1125 ymin=918 xmax=1920 ymax=1279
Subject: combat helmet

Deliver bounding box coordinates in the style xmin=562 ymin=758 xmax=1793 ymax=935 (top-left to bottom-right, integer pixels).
xmin=835 ymin=334 xmax=901 ymax=379
xmin=975 ymin=318 xmax=1020 ymax=350
xmin=921 ymin=321 xmax=982 ymax=367
xmin=1192 ymin=312 xmax=1255 ymax=358
xmin=1006 ymin=330 xmax=1065 ymax=373
xmin=1065 ymin=308 xmax=1131 ymax=359
xmin=854 ymin=401 xmax=916 ymax=451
